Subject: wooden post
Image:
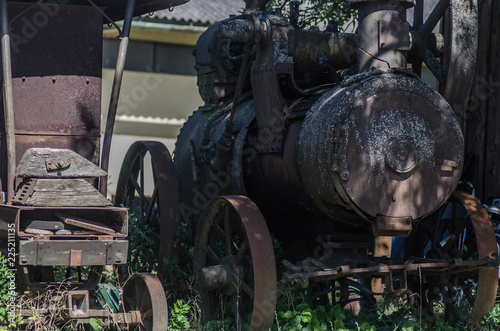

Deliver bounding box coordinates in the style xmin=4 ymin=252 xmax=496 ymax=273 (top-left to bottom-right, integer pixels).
xmin=464 ymin=0 xmax=500 ymax=201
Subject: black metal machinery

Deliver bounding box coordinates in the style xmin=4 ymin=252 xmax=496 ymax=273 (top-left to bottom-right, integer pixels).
xmin=114 ymin=0 xmax=499 ymax=330
xmin=0 ymin=0 xmax=188 ymax=329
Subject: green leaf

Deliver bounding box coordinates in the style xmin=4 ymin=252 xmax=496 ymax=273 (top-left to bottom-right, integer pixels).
xmin=89 ymin=318 xmax=103 ymax=331
xmin=301 ymin=309 xmax=312 ymax=323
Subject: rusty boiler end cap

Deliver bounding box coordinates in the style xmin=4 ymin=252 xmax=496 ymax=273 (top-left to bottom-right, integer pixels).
xmin=385 ymin=138 xmax=417 ymax=174
xmin=349 ymin=0 xmax=415 ymax=9
xmin=341 ymin=74 xmax=463 ymax=221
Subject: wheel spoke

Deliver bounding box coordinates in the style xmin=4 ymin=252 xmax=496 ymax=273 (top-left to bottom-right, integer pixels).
xmin=145 ymin=185 xmax=159 ymax=223
xmin=442 ymin=214 xmax=469 ymax=252
xmin=414 ymin=0 xmax=424 ymax=27
xmin=140 ymin=155 xmax=145 ymax=216
xmin=140 ymin=287 xmax=152 ymax=312
xmin=239 ymin=280 xmax=254 ymax=297
xmin=224 ymin=208 xmax=232 ymax=256
xmin=135 ymin=280 xmax=144 ymax=311
xmin=422 ymin=0 xmax=449 ymax=37
xmin=442 ymin=286 xmax=462 ymax=322
xmin=142 ymin=308 xmax=153 ymax=319
xmin=235 ymin=238 xmax=249 ymax=265
xmin=206 ymin=246 xmax=223 ymax=264
xmin=129 ymin=173 xmax=142 ymax=196
xmin=421 ymin=47 xmax=447 ymax=85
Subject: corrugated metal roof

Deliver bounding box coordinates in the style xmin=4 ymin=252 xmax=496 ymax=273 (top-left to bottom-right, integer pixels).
xmin=139 ymin=0 xmax=245 ymax=26
xmin=140 ymin=0 xmax=439 ymax=27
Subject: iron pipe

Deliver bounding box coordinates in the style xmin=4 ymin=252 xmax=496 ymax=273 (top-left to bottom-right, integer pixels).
xmin=1 ymin=0 xmax=16 ymax=203
xmin=100 ymin=0 xmax=136 ymax=196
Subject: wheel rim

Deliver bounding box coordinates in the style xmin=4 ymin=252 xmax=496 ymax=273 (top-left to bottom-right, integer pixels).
xmin=115 ymin=141 xmax=180 ymax=266
xmin=410 ymin=0 xmax=478 ymax=122
xmin=122 ymin=273 xmax=169 ymax=331
xmin=406 ymin=191 xmax=498 ymax=324
xmin=193 ymin=196 xmax=277 ymax=330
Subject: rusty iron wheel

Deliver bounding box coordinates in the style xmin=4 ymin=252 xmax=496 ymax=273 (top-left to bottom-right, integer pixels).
xmin=121 ymin=273 xmax=168 ymax=330
xmin=115 ymin=141 xmax=181 ymax=267
xmin=193 ymin=196 xmax=277 ymax=331
xmin=410 ymin=0 xmax=478 ymax=120
xmin=405 ymin=191 xmax=498 ymax=325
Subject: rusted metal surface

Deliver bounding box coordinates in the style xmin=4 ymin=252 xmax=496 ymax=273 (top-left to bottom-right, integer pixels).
xmin=298 ymin=70 xmax=463 ymax=221
xmin=121 ymin=273 xmax=169 ymax=331
xmin=115 ymin=141 xmax=180 ymax=265
xmin=350 ymin=0 xmax=414 ymax=72
xmin=400 ymin=191 xmax=498 ymax=324
xmin=12 ymin=178 xmax=36 ymax=205
xmin=283 ymin=256 xmax=496 ymax=285
xmin=12 ymin=135 xmax=101 ymax=166
xmin=453 ymin=191 xmax=498 ymax=323
xmin=0 ymin=3 xmax=104 ymax=197
xmin=193 ymin=196 xmax=277 ymax=331
xmin=9 ymin=76 xmax=101 ymax=135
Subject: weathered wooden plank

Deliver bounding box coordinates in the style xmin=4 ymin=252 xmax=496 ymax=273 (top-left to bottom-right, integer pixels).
xmin=32 ymin=178 xmax=100 ymax=192
xmin=464 ymin=0 xmax=493 ymax=200
xmin=26 ymin=220 xmax=65 ymax=230
xmin=25 ymin=179 xmax=112 ymax=207
xmin=484 ymin=0 xmax=500 ymax=199
xmin=56 ymin=213 xmax=115 ymax=235
xmin=18 ymin=240 xmax=128 ymax=266
xmin=16 ymin=148 xmax=107 ymax=178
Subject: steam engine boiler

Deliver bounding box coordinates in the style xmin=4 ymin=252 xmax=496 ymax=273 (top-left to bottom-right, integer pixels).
xmin=175 ymin=0 xmax=462 ymax=243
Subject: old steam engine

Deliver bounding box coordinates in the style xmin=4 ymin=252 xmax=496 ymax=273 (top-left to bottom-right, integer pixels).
xmin=116 ymin=0 xmax=498 ymax=329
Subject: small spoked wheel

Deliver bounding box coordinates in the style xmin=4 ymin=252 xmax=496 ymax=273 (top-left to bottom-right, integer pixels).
xmin=405 ymin=191 xmax=498 ymax=325
xmin=115 ymin=141 xmax=180 ymax=266
xmin=121 ymin=273 xmax=169 ymax=331
xmin=193 ymin=196 xmax=277 ymax=330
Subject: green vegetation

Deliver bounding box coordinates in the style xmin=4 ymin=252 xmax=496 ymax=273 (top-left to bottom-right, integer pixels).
xmin=5 ymin=215 xmax=500 ymax=330
xmin=265 ymin=0 xmax=357 ymax=32
xmin=0 ymin=253 xmax=19 ymax=330
xmin=123 ymin=215 xmax=500 ymax=330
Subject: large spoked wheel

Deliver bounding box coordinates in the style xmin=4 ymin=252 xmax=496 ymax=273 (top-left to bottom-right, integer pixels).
xmin=405 ymin=191 xmax=498 ymax=325
xmin=115 ymin=141 xmax=180 ymax=265
xmin=410 ymin=0 xmax=478 ymax=120
xmin=193 ymin=196 xmax=277 ymax=330
xmin=121 ymin=273 xmax=169 ymax=331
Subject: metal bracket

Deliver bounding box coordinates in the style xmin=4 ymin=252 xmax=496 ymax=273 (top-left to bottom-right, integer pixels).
xmin=46 ymin=158 xmax=71 ymax=171
xmin=373 ymin=215 xmax=413 ymax=237
xmin=12 ymin=178 xmax=37 ymax=205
